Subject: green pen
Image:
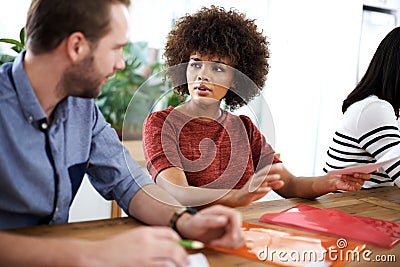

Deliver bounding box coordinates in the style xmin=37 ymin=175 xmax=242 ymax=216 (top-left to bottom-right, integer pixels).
xmin=178 ymin=239 xmax=205 ymax=249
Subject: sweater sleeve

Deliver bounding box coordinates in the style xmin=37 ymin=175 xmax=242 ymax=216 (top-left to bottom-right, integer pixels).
xmin=239 ymin=115 xmax=279 ymax=172
xmin=143 ymin=110 xmax=183 ymax=180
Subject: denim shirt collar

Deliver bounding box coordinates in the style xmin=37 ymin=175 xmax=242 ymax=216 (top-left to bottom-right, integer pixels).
xmin=11 ymin=51 xmax=68 ymax=126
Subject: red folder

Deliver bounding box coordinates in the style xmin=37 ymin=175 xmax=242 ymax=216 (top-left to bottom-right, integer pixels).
xmin=259 ymin=204 xmax=400 ymax=248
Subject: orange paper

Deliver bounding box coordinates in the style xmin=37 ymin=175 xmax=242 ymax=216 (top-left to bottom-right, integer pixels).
xmin=207 ymin=222 xmax=365 ymax=267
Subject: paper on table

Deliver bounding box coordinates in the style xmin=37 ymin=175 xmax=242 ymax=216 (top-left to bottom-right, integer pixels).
xmin=259 ymin=204 xmax=400 ymax=248
xmin=187 ymin=253 xmax=210 ymax=267
xmin=327 ymin=153 xmax=400 ymax=175
xmin=207 ymin=222 xmax=365 ymax=267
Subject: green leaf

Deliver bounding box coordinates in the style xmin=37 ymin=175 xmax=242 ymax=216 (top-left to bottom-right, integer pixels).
xmin=19 ymin=27 xmax=25 ymax=46
xmin=11 ymin=46 xmax=23 ymax=53
xmin=0 ymin=54 xmax=15 ymax=65
xmin=0 ymin=38 xmax=24 ymax=48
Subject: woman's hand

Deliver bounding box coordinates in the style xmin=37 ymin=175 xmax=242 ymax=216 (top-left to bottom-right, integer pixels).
xmin=327 ymin=172 xmax=370 ymax=192
xmin=229 ymin=164 xmax=284 ymax=207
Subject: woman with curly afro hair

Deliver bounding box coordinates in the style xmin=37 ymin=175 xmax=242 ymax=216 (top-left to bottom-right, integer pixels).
xmin=164 ymin=5 xmax=269 ymax=111
xmin=143 ymin=6 xmax=370 ymax=208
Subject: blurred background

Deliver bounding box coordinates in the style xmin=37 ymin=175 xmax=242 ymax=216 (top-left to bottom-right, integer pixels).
xmin=1 ymin=0 xmax=399 ymax=221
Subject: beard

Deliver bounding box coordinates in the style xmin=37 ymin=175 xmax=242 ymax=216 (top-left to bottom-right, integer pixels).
xmin=57 ymin=53 xmax=104 ymax=99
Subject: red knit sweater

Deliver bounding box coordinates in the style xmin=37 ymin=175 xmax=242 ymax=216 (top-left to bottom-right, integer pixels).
xmin=143 ymin=107 xmax=280 ymax=189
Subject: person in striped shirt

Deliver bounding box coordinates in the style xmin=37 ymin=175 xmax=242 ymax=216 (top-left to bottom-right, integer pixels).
xmin=324 ymin=27 xmax=400 ymax=188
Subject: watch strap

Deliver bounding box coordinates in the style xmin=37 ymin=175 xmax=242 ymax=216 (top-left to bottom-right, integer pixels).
xmin=169 ymin=207 xmax=197 ymax=235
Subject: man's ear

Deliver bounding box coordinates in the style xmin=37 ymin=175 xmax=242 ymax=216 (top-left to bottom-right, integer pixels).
xmin=65 ymin=32 xmax=90 ymax=62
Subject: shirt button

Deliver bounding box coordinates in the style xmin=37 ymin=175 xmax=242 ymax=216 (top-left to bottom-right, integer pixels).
xmin=55 ymin=206 xmax=59 ymax=212
xmin=41 ymin=122 xmax=48 ymax=130
xmin=28 ymin=116 xmax=33 ymax=122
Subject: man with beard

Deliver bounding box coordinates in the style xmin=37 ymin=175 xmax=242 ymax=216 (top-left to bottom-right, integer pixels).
xmin=0 ymin=0 xmax=244 ymax=266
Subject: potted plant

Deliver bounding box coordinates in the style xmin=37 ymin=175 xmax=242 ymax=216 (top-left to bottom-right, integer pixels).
xmin=95 ymin=41 xmax=169 ymax=140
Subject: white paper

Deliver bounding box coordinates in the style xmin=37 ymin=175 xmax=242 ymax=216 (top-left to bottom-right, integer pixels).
xmin=327 ymin=154 xmax=400 ymax=175
xmin=186 ymin=253 xmax=210 ymax=267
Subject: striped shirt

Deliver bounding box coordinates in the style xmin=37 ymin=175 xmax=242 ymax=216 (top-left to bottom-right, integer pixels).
xmin=323 ymin=95 xmax=400 ymax=188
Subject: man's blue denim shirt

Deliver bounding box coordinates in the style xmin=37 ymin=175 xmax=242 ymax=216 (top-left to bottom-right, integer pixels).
xmin=0 ymin=52 xmax=153 ymax=229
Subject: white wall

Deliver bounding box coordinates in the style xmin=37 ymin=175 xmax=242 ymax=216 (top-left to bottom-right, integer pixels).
xmin=0 ymin=0 xmax=29 ymax=54
xmin=265 ymin=0 xmax=363 ymax=176
xmin=69 ymin=175 xmax=112 ymax=222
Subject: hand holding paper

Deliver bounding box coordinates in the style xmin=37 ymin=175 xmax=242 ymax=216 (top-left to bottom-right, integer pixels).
xmin=327 ymin=153 xmax=400 ymax=175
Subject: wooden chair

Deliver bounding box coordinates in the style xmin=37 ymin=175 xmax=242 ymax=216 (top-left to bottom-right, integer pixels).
xmin=122 ymin=140 xmax=147 ymax=168
xmin=111 ymin=140 xmax=146 ymax=218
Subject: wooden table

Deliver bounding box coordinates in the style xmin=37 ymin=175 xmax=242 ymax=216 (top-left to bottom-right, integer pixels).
xmin=8 ymin=187 xmax=400 ymax=266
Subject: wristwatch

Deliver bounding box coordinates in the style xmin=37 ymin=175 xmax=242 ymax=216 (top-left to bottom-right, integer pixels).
xmin=169 ymin=207 xmax=197 ymax=234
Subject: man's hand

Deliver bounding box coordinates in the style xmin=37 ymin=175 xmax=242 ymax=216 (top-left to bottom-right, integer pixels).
xmin=0 ymin=226 xmax=190 ymax=267
xmin=94 ymin=226 xmax=189 ymax=267
xmin=176 ymin=205 xmax=245 ymax=248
